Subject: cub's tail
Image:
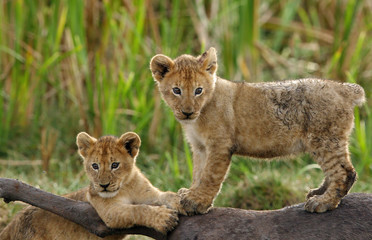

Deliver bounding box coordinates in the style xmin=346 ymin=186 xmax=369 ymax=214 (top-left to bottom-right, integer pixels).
xmin=339 ymin=83 xmax=366 ymax=107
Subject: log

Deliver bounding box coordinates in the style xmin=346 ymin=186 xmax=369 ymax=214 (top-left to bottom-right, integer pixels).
xmin=1 ymin=178 xmax=372 ymax=240
xmin=170 ymin=193 xmax=372 ymax=240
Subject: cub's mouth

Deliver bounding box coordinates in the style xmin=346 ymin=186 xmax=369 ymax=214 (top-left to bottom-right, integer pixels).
xmin=98 ymin=189 xmax=119 ymax=198
xmin=177 ymin=116 xmax=198 ymax=122
xmin=176 ymin=111 xmax=199 ymax=121
xmin=95 ymin=183 xmax=120 ymax=198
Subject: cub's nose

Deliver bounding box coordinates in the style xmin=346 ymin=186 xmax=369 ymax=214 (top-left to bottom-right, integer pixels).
xmin=182 ymin=111 xmax=194 ymax=118
xmin=100 ymin=183 xmax=110 ymax=189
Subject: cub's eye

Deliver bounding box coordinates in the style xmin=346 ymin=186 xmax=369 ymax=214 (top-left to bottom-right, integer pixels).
xmin=92 ymin=163 xmax=99 ymax=170
xmin=172 ymin=87 xmax=181 ymax=95
xmin=195 ymin=87 xmax=203 ymax=95
xmin=111 ymin=162 xmax=120 ymax=169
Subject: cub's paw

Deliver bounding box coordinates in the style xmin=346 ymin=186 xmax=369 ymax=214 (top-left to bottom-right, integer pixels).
xmin=178 ymin=188 xmax=212 ymax=216
xmin=177 ymin=187 xmax=189 ymax=196
xmin=163 ymin=192 xmax=187 ymax=215
xmin=152 ymin=206 xmax=179 ymax=234
xmin=305 ymin=195 xmax=339 ymax=213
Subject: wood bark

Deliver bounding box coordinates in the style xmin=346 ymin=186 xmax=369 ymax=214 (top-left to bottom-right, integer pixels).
xmin=170 ymin=193 xmax=372 ymax=240
xmin=1 ymin=178 xmax=372 ymax=240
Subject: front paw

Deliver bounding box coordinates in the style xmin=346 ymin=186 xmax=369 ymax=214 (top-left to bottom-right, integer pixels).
xmin=305 ymin=195 xmax=339 ymax=213
xmin=178 ymin=188 xmax=212 ymax=216
xmin=168 ymin=193 xmax=187 ymax=216
xmin=160 ymin=191 xmax=187 ymax=215
xmin=177 ymin=187 xmax=189 ymax=196
xmin=151 ymin=206 xmax=179 ymax=234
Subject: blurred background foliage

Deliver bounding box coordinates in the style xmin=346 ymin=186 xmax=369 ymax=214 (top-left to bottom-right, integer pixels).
xmin=0 ymin=0 xmax=371 ymax=230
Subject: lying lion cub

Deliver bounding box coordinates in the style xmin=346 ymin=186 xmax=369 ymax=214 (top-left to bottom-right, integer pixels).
xmin=0 ymin=132 xmax=181 ymax=239
xmin=150 ymin=47 xmax=365 ymax=215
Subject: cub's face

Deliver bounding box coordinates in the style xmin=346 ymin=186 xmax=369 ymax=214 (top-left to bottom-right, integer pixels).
xmin=150 ymin=47 xmax=218 ymax=122
xmin=76 ymin=132 xmax=141 ymax=198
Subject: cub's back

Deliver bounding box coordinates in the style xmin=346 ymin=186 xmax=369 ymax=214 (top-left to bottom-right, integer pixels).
xmin=235 ymin=79 xmax=363 ymax=128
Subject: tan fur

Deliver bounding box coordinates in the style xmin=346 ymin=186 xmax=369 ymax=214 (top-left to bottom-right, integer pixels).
xmin=150 ymin=47 xmax=365 ymax=215
xmin=0 ymin=132 xmax=182 ymax=239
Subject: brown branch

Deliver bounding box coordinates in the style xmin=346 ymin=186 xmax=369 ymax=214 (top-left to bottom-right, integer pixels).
xmin=1 ymin=178 xmax=372 ymax=240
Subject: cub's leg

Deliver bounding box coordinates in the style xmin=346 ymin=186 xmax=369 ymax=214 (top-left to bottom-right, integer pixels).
xmin=179 ymin=145 xmax=232 ymax=215
xmin=92 ymin=202 xmax=178 ymax=234
xmin=305 ymin=143 xmax=356 ymax=213
xmin=178 ymin=145 xmax=207 ymax=202
xmin=306 ymin=177 xmax=330 ymax=200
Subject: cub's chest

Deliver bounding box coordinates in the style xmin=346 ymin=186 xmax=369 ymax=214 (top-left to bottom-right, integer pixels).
xmin=183 ymin=123 xmax=207 ymax=149
xmin=107 ymin=192 xmax=133 ymax=205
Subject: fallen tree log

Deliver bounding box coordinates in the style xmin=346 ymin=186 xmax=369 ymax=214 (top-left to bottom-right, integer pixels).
xmin=1 ymin=178 xmax=372 ymax=240
xmin=170 ymin=193 xmax=372 ymax=239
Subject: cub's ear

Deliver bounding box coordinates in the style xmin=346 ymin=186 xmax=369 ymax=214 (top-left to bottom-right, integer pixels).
xmin=118 ymin=132 xmax=141 ymax=158
xmin=198 ymin=47 xmax=217 ymax=75
xmin=150 ymin=54 xmax=174 ymax=82
xmin=76 ymin=132 xmax=97 ymax=158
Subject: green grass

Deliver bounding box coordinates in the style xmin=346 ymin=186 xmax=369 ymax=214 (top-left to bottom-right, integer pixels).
xmin=0 ymin=0 xmax=372 ymax=233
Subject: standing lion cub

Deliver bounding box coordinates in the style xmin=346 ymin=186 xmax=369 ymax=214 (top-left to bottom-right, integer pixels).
xmin=0 ymin=132 xmax=181 ymax=239
xmin=150 ymin=47 xmax=365 ymax=215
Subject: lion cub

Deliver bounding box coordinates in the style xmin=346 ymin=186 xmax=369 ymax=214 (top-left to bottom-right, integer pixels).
xmin=0 ymin=132 xmax=181 ymax=239
xmin=150 ymin=47 xmax=365 ymax=215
